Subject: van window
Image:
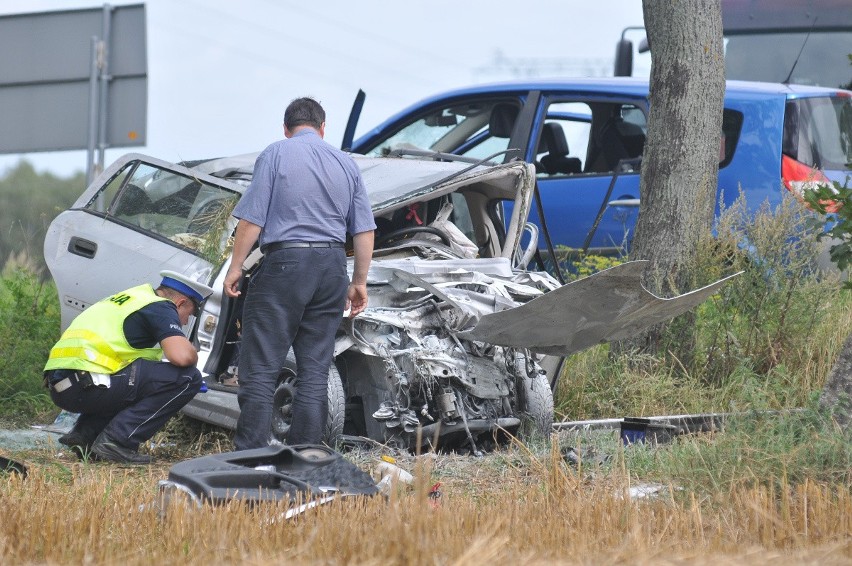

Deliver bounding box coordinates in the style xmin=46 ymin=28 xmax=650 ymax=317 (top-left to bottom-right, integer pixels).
xmin=720 ymin=109 xmax=744 ymax=168
xmin=783 ymin=96 xmax=852 ymax=170
xmin=725 ymin=32 xmax=852 ymax=89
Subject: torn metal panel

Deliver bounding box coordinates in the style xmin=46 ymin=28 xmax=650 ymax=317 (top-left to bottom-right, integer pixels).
xmin=459 ymin=261 xmax=740 ymax=356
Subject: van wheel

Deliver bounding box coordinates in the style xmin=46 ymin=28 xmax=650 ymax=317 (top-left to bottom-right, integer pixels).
xmin=271 ymin=352 xmax=345 ymax=446
xmin=516 ymin=373 xmax=554 ymax=441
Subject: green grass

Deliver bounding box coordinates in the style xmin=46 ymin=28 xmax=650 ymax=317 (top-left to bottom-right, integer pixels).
xmin=0 ymin=266 xmax=60 ymax=426
xmin=623 ymin=403 xmax=852 ymax=492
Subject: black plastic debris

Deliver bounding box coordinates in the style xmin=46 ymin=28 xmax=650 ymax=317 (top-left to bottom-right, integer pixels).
xmin=0 ymin=455 xmax=27 ymax=479
xmin=158 ymin=444 xmax=379 ymax=512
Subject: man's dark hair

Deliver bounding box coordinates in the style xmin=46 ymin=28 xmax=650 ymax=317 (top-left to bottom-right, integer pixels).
xmin=284 ymin=97 xmax=325 ymax=131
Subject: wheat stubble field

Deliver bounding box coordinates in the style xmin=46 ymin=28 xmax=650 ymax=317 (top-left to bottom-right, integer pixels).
xmin=2 ymin=436 xmax=851 ymax=566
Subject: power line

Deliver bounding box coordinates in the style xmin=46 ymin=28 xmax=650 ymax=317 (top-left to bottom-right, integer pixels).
xmin=473 ymin=49 xmax=611 ymax=80
xmin=177 ymin=0 xmax=449 ymax=88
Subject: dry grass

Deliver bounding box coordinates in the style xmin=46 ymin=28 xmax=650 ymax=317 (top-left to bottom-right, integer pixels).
xmin=2 ymin=439 xmax=850 ymax=565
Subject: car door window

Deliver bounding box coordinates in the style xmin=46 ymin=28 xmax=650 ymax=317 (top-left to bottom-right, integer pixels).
xmin=363 ymin=99 xmax=521 ymax=159
xmin=533 ymin=101 xmax=647 ymax=177
xmin=534 ymin=102 xmax=592 ymax=176
xmin=584 ymin=102 xmax=646 ymax=174
xmin=84 ymin=161 xmax=239 ymax=257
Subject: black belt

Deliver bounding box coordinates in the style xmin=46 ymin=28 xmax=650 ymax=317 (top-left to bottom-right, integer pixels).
xmin=44 ymin=370 xmax=91 ymax=392
xmin=262 ymin=241 xmax=344 ymax=253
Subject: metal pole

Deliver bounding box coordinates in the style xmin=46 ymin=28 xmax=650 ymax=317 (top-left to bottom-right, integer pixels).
xmin=85 ymin=35 xmax=99 ymax=188
xmin=96 ymin=4 xmax=113 ymax=179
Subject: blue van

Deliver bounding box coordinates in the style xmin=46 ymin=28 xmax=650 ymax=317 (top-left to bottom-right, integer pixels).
xmin=344 ymin=78 xmax=852 ymax=257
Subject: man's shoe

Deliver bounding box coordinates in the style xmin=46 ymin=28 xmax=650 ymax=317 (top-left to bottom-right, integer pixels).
xmin=58 ymin=431 xmax=98 ymax=461
xmin=91 ymin=432 xmax=151 ymax=465
xmin=58 ymin=430 xmax=88 ymax=447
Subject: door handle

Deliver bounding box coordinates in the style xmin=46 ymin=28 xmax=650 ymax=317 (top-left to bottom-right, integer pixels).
xmin=68 ymin=236 xmax=97 ymax=259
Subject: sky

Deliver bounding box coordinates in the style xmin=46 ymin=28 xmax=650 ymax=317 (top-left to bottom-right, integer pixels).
xmin=0 ymin=0 xmax=647 ymax=178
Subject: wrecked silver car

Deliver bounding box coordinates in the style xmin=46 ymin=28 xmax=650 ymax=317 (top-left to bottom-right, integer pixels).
xmin=44 ymin=153 xmax=733 ymax=452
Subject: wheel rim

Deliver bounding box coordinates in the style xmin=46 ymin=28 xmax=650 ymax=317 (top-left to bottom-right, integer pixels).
xmin=271 ymin=372 xmax=297 ymax=441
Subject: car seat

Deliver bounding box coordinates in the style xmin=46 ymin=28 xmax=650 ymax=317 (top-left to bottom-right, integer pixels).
xmin=539 ymin=123 xmax=582 ymax=175
xmin=489 ymin=103 xmax=520 ymax=139
xmin=585 ymin=110 xmax=646 ymax=173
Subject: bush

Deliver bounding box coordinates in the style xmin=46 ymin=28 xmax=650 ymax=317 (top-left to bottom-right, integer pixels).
xmin=555 ymin=189 xmax=852 ymax=420
xmin=0 ymin=266 xmax=61 ymax=426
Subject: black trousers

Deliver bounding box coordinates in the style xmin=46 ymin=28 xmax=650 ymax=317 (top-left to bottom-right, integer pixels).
xmin=47 ymin=358 xmax=202 ymax=450
xmin=234 ymin=246 xmax=348 ymax=449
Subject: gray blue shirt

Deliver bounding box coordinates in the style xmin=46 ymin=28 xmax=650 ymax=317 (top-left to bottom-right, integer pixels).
xmin=233 ymin=129 xmax=376 ymax=247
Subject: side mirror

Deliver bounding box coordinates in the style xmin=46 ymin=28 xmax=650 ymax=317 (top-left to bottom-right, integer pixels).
xmin=614 ymin=39 xmax=634 ymax=77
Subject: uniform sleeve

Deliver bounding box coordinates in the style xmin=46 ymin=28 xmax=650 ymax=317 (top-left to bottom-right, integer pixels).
xmin=347 ymin=167 xmax=377 ymax=235
xmin=232 ymin=147 xmax=276 ymax=227
xmin=123 ymin=301 xmax=185 ymax=348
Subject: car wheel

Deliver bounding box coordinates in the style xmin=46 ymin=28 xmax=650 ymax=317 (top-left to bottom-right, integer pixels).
xmin=271 ymin=352 xmax=345 ymax=446
xmin=516 ymin=373 xmax=554 ymax=441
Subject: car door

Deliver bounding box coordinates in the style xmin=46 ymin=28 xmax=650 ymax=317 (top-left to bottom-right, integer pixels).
xmin=44 ymin=153 xmax=243 ymax=331
xmin=504 ymin=95 xmax=646 ymax=260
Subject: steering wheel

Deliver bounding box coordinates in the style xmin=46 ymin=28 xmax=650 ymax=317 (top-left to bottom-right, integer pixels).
xmin=375 ymin=225 xmax=452 ymax=248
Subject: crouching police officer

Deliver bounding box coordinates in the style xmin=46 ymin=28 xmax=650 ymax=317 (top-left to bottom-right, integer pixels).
xmin=43 ymin=271 xmax=214 ymax=464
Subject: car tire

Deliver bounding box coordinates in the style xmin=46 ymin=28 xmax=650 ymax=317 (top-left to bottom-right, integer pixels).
xmin=516 ymin=373 xmax=554 ymax=441
xmin=271 ymin=351 xmax=345 ymax=447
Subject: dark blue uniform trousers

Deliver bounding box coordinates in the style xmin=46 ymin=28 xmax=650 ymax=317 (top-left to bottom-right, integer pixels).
xmin=48 ymin=359 xmax=202 ymax=450
xmin=234 ymin=247 xmax=348 ymax=450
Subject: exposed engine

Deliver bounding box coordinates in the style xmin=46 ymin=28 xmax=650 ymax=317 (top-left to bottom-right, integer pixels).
xmin=341 ymin=260 xmax=557 ymax=452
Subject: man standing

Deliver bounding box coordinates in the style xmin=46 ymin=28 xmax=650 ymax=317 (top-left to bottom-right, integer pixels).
xmin=224 ymin=97 xmax=375 ymax=450
xmin=44 ymin=271 xmax=213 ymax=464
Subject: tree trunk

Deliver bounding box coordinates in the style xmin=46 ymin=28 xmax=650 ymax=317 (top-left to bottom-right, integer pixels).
xmin=625 ymin=0 xmax=725 ymax=354
xmin=820 ymin=333 xmax=852 ymax=431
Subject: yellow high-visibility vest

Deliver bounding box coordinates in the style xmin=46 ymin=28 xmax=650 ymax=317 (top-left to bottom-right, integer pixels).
xmin=44 ymin=284 xmax=168 ymax=374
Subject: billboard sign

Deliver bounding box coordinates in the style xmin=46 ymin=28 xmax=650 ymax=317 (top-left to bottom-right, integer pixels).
xmin=0 ymin=4 xmax=147 ymax=154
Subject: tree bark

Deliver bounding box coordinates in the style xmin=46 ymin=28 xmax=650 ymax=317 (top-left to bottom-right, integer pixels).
xmin=625 ymin=0 xmax=725 ymax=353
xmin=820 ymin=333 xmax=852 ymax=431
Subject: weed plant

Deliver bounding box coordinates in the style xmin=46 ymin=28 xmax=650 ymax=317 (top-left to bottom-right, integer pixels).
xmin=690 ymin=190 xmax=842 ymax=386
xmin=555 ymin=190 xmax=852 ymax=421
xmin=0 ymin=263 xmax=59 ymax=426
